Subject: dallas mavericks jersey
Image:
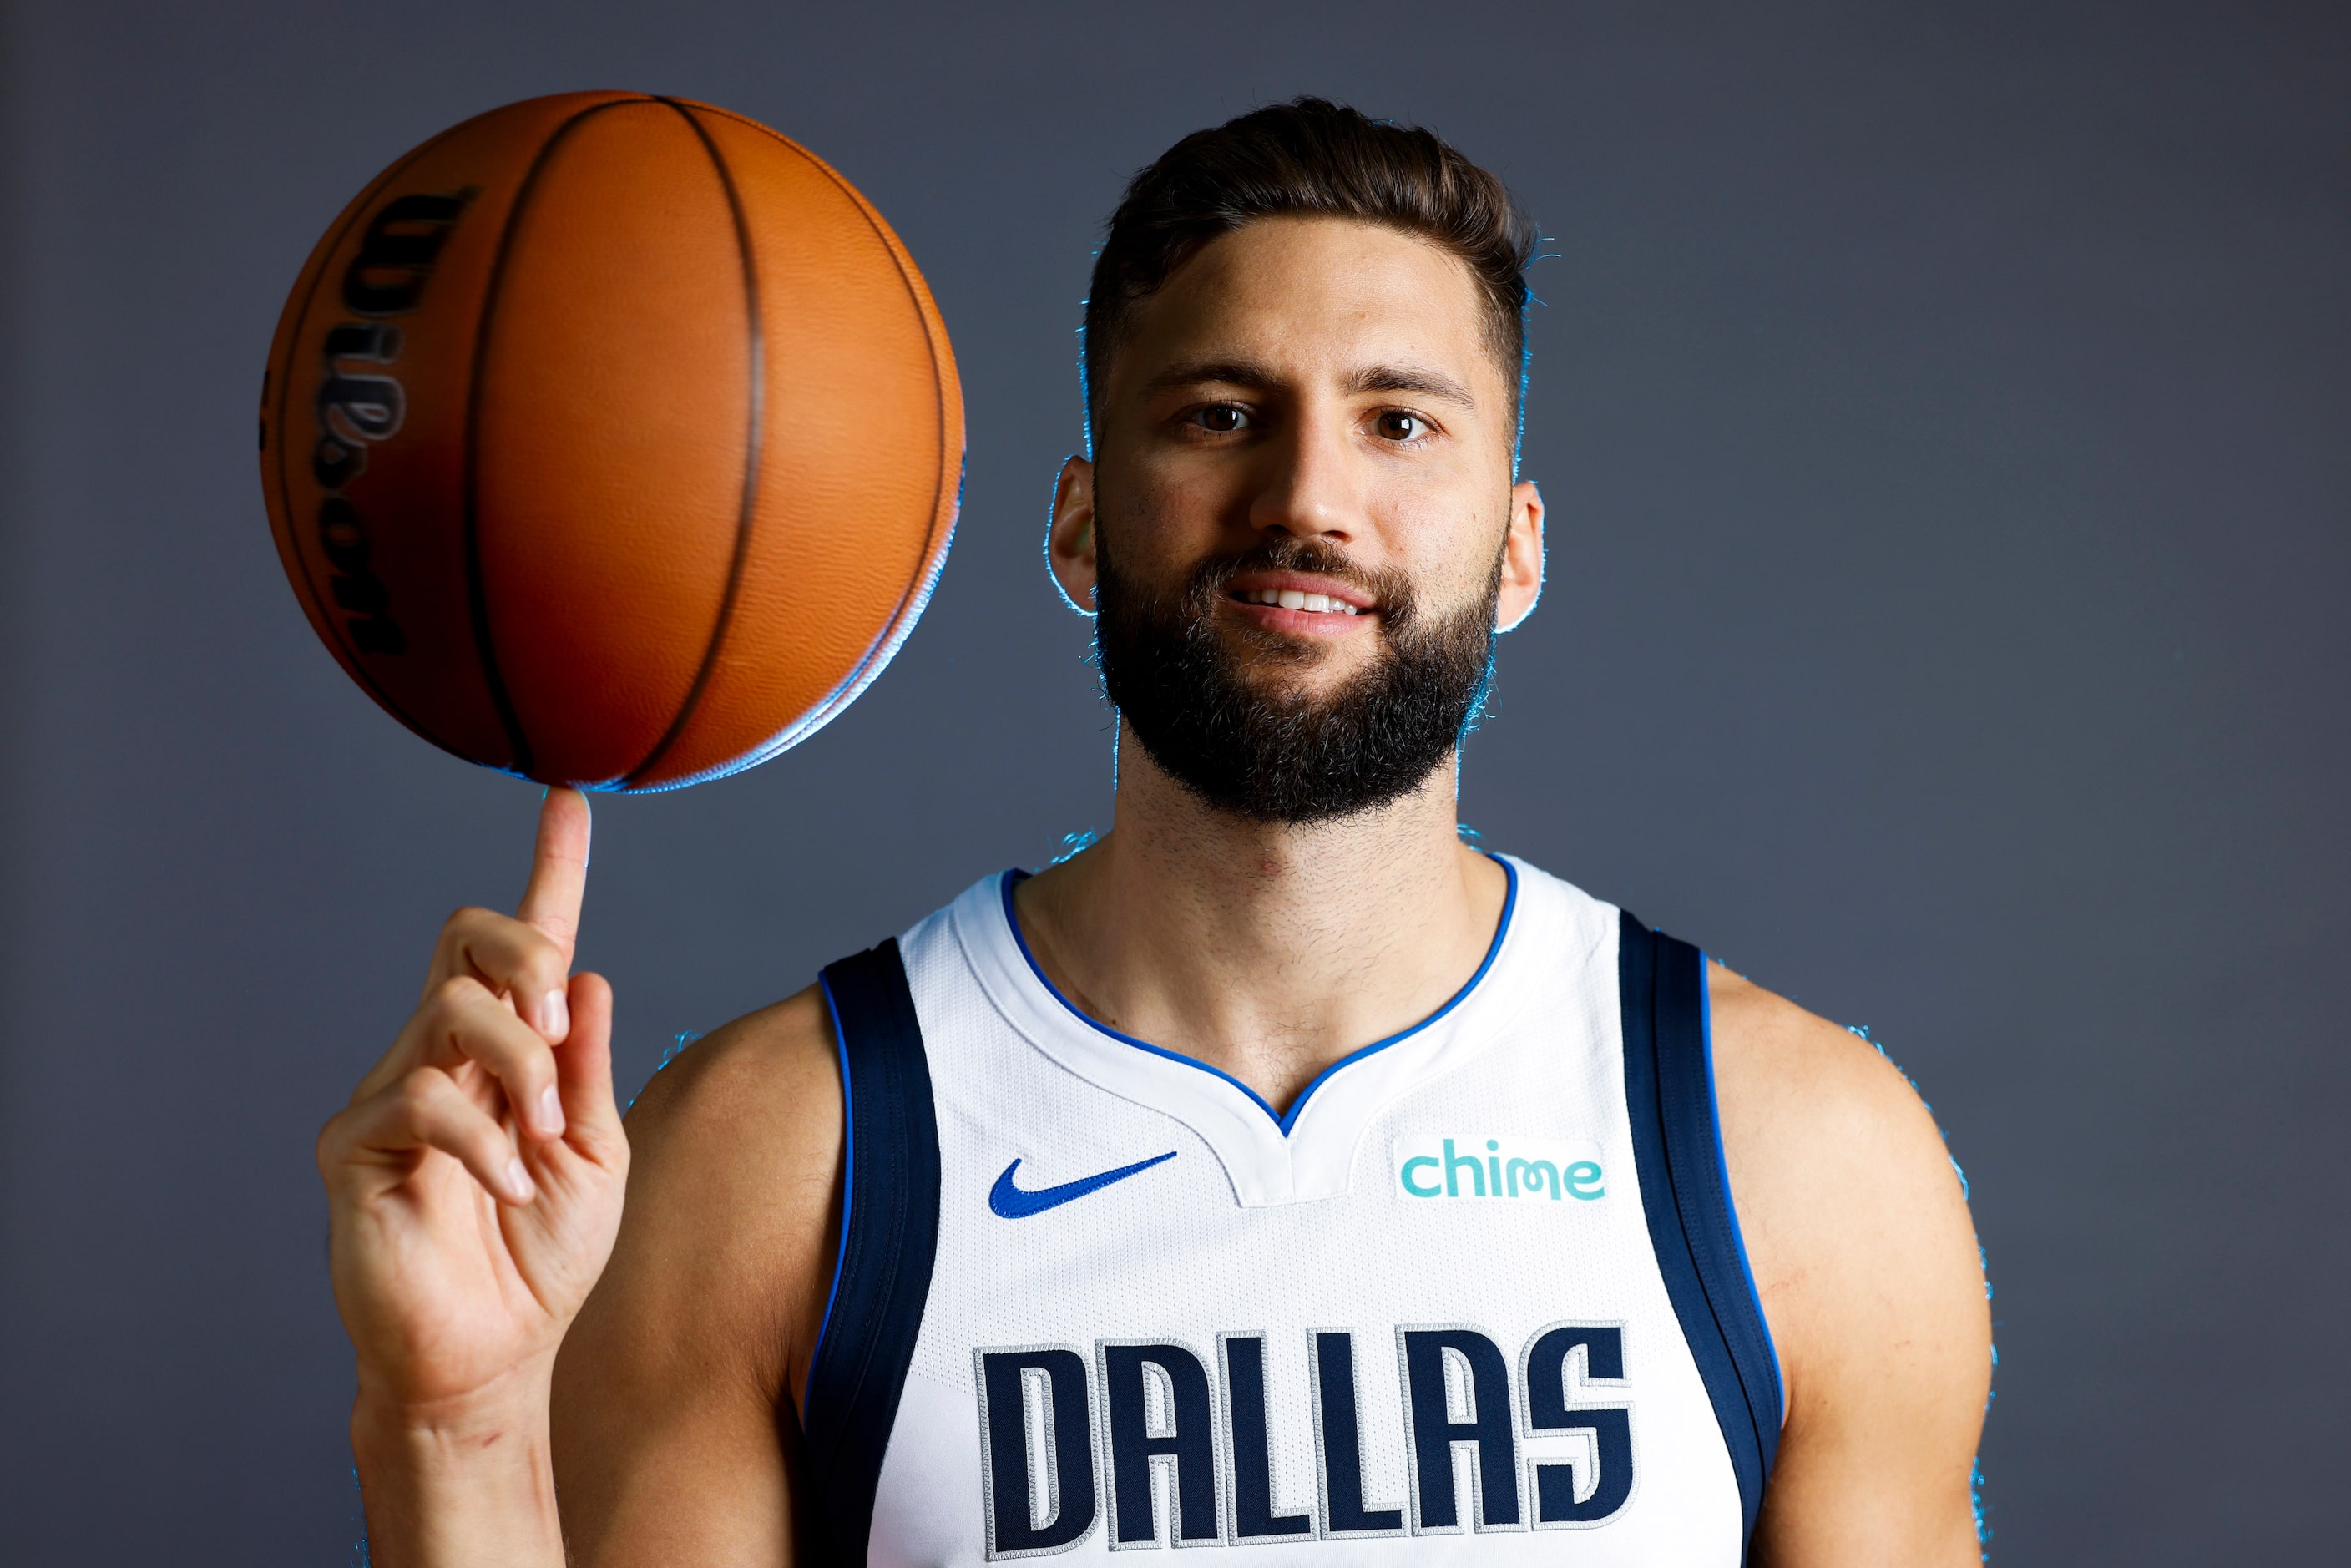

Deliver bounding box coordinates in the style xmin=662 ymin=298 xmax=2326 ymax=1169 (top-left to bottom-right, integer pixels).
xmin=793 ymin=858 xmax=1782 ymax=1565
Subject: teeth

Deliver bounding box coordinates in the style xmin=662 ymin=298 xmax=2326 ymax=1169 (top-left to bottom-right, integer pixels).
xmin=1239 ymin=587 xmax=1365 ymax=615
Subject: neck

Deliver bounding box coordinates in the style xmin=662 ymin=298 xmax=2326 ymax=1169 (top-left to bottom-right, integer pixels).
xmin=1014 ymin=721 xmax=1509 ymax=1115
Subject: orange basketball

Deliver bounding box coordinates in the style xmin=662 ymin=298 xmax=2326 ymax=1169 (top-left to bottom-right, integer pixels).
xmin=260 ymin=92 xmax=961 ymax=790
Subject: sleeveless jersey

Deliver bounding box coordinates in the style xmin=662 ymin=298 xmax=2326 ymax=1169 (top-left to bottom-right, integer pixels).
xmin=795 ymin=858 xmax=1782 ymax=1565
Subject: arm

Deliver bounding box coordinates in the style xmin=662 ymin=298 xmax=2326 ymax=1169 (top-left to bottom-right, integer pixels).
xmin=319 ymin=790 xmax=629 ymax=1568
xmin=1709 ymin=962 xmax=1992 ymax=1567
xmin=319 ymin=789 xmax=842 ymax=1566
xmin=548 ymin=984 xmax=843 ymax=1565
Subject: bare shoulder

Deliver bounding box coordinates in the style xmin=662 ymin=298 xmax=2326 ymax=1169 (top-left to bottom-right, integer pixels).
xmin=1706 ymin=962 xmax=1990 ymax=1562
xmin=550 ymin=984 xmax=842 ymax=1561
xmin=624 ymin=981 xmax=842 ymax=1212
xmin=578 ymin=981 xmax=842 ymax=1386
xmin=1706 ymin=963 xmax=1961 ymax=1239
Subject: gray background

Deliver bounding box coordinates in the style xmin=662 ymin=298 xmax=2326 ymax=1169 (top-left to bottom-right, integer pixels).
xmin=2 ymin=1 xmax=2343 ymax=1561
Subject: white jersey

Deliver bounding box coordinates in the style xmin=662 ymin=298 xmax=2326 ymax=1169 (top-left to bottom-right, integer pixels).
xmin=793 ymin=858 xmax=1782 ymax=1565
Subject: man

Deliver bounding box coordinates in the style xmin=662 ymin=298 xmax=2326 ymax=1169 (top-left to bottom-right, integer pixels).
xmin=321 ymin=99 xmax=1990 ymax=1565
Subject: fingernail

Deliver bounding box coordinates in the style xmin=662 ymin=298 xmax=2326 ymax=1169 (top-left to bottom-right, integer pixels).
xmin=536 ymin=1084 xmax=566 ymax=1139
xmin=542 ymin=989 xmax=569 ymax=1041
xmin=503 ymin=1157 xmax=535 ymax=1203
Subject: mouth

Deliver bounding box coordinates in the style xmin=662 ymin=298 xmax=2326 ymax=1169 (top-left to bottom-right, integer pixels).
xmin=1221 ymin=571 xmax=1378 ymax=624
xmin=1230 ymin=586 xmax=1363 ymax=616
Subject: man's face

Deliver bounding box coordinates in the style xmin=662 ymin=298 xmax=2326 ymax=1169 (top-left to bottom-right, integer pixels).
xmin=1050 ymin=215 xmax=1545 ymax=822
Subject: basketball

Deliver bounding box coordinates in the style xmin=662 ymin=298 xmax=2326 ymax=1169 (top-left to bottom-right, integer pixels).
xmin=260 ymin=91 xmax=961 ymax=790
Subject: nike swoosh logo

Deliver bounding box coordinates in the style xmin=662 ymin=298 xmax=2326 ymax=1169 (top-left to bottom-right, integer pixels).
xmin=989 ymin=1151 xmax=1178 ymax=1218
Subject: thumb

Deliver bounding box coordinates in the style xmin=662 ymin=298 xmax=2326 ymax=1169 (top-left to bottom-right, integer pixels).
xmin=518 ymin=787 xmax=592 ymax=964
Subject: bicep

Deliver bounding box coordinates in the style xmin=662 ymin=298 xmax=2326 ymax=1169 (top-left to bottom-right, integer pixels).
xmin=549 ymin=989 xmax=843 ymax=1566
xmin=1752 ymin=1288 xmax=1989 ymax=1568
xmin=1715 ymin=970 xmax=1990 ymax=1566
xmin=550 ymin=1328 xmax=796 ymax=1566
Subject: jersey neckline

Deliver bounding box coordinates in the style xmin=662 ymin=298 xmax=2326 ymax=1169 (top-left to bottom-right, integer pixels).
xmin=995 ymin=854 xmax=1520 ymax=1138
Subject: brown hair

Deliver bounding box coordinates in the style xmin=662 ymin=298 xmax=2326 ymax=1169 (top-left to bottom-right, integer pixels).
xmin=1082 ymin=97 xmax=1537 ymax=444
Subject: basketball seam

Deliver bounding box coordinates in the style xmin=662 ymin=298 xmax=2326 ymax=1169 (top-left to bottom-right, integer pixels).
xmin=462 ymin=94 xmax=652 ymax=782
xmin=271 ymin=119 xmax=478 ymax=756
xmin=619 ymin=99 xmax=769 ymax=788
xmin=677 ymin=104 xmax=955 ymax=681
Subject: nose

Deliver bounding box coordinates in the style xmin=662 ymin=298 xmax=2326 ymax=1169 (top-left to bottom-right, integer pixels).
xmin=1246 ymin=407 xmax=1360 ymax=544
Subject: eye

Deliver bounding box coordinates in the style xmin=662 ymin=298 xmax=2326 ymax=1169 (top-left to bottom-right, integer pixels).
xmin=1190 ymin=403 xmax=1251 ymax=433
xmin=1373 ymin=409 xmax=1431 ymax=443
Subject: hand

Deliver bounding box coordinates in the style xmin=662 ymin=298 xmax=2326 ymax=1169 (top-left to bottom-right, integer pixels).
xmin=319 ymin=788 xmax=629 ymax=1421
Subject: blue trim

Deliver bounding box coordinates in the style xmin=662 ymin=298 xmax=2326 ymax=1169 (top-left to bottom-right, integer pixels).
xmin=1616 ymin=912 xmax=1781 ymax=1557
xmin=998 ymin=857 xmax=1519 ymax=1136
xmin=800 ymin=939 xmax=941 ymax=1565
xmin=806 ymin=973 xmax=855 ymax=1414
xmin=1699 ymin=954 xmax=1787 ymax=1426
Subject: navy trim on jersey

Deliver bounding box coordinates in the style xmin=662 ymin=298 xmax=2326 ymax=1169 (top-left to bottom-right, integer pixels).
xmin=999 ymin=857 xmax=1519 ymax=1135
xmin=1701 ymin=958 xmax=1787 ymax=1426
xmin=1617 ymin=913 xmax=1783 ymax=1555
xmin=803 ymin=939 xmax=942 ymax=1565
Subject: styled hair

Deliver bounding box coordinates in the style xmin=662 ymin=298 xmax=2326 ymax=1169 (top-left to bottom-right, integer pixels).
xmin=1082 ymin=97 xmax=1537 ymax=444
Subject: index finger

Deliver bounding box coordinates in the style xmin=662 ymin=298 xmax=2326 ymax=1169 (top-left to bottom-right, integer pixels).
xmin=517 ymin=787 xmax=592 ymax=964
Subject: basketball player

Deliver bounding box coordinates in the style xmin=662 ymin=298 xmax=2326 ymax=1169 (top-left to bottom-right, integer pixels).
xmin=320 ymin=100 xmax=1990 ymax=1565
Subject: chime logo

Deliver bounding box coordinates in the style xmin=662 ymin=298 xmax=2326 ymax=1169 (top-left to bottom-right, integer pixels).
xmin=1392 ymin=1136 xmax=1605 ymax=1202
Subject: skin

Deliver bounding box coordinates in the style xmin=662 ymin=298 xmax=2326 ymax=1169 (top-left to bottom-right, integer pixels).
xmin=321 ymin=215 xmax=1990 ymax=1566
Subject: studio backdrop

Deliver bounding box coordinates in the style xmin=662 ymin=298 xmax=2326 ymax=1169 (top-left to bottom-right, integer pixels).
xmin=1 ymin=2 xmax=2343 ymax=1563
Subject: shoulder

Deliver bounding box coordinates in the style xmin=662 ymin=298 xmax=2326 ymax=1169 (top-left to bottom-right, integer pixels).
xmin=1705 ymin=962 xmax=1984 ymax=1355
xmin=1705 ymin=963 xmax=1990 ymax=1545
xmin=626 ymin=982 xmax=840 ymax=1181
xmin=1705 ymin=963 xmax=1953 ymax=1209
xmin=562 ymin=983 xmax=842 ymax=1399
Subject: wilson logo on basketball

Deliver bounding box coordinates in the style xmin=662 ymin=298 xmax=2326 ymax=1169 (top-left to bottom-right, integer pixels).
xmin=304 ymin=190 xmax=474 ymax=656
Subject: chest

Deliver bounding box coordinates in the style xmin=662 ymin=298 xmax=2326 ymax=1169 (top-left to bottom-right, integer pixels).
xmin=862 ymin=923 xmax=1743 ymax=1564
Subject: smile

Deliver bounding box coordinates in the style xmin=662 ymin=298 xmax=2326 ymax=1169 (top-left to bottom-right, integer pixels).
xmin=1230 ymin=588 xmax=1363 ymax=616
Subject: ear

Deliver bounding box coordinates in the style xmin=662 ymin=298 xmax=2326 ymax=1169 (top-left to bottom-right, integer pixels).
xmin=1046 ymin=455 xmax=1100 ymax=617
xmin=1494 ymin=479 xmax=1545 ymax=634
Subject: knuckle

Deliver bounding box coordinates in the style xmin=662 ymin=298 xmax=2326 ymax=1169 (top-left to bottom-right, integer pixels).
xmin=395 ymin=1066 xmax=448 ymax=1120
xmin=498 ymin=1039 xmax=554 ymax=1087
xmin=523 ymin=929 xmax=565 ymax=974
xmin=315 ymin=1113 xmax=349 ymax=1169
xmin=429 ymin=974 xmax=487 ymax=1014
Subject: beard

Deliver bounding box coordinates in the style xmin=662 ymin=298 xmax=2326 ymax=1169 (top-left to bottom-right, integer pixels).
xmin=1093 ymin=529 xmax=1500 ymax=825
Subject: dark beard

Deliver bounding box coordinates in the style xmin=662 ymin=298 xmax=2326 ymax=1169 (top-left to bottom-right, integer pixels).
xmin=1094 ymin=531 xmax=1499 ymax=825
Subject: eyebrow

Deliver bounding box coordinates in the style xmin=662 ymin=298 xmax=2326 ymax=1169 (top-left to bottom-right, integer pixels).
xmin=1345 ymin=363 xmax=1477 ymax=409
xmin=1140 ymin=357 xmax=1479 ymax=410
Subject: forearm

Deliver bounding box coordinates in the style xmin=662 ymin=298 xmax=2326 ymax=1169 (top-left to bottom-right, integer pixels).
xmin=351 ymin=1384 xmax=566 ymax=1568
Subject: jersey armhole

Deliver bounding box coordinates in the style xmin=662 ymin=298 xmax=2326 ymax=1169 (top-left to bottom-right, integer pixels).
xmin=1617 ymin=911 xmax=1785 ymax=1553
xmin=1698 ymin=955 xmax=1788 ymax=1428
xmin=801 ymin=938 xmax=942 ymax=1565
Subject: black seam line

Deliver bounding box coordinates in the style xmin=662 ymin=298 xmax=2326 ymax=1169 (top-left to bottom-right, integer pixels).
xmin=1676 ymin=1147 xmax=1770 ymax=1464
xmin=463 ymin=94 xmax=649 ymax=781
xmin=861 ymin=1021 xmax=915 ymax=1418
xmin=621 ymin=99 xmax=767 ymax=787
xmin=687 ymin=104 xmax=953 ymax=721
xmin=1658 ymin=956 xmax=1774 ymax=1505
xmin=273 ymin=119 xmax=472 ymax=754
xmin=838 ymin=1017 xmax=905 ymax=1439
xmin=1676 ymin=957 xmax=1778 ymax=1464
xmin=1697 ymin=1161 xmax=1778 ymax=1461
